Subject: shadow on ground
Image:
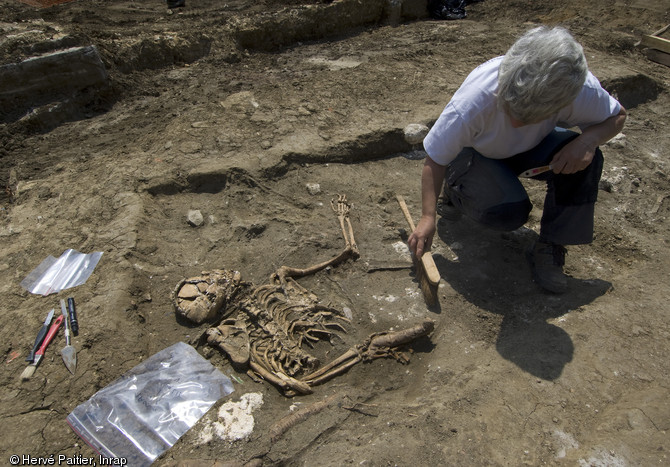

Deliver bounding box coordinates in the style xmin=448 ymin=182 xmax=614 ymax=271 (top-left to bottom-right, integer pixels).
xmin=436 ymin=216 xmax=612 ymax=380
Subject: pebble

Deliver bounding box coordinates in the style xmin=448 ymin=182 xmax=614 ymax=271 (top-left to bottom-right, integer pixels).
xmin=606 ymin=133 xmax=626 ymax=149
xmin=403 ymin=123 xmax=429 ymax=145
xmin=187 ymin=209 xmax=204 ymax=227
xmin=306 ymin=182 xmax=321 ymax=195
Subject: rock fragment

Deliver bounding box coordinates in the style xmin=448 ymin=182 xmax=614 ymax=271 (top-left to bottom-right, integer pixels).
xmin=403 ymin=123 xmax=429 ymax=145
xmin=187 ymin=210 xmax=204 ymax=227
xmin=306 ymin=183 xmax=321 ymax=195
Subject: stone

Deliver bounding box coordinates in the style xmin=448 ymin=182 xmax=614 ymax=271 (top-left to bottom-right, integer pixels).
xmin=0 ymin=46 xmax=109 ymax=123
xmin=403 ymin=123 xmax=429 ymax=145
xmin=306 ymin=183 xmax=321 ymax=195
xmin=187 ymin=209 xmax=204 ymax=227
xmin=606 ymin=133 xmax=627 ymax=149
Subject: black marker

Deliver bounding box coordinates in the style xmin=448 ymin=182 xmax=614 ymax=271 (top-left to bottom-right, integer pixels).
xmin=67 ymin=297 xmax=79 ymax=336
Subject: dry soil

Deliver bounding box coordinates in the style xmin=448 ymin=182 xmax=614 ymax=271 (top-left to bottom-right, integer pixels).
xmin=1 ymin=1 xmax=669 ymax=466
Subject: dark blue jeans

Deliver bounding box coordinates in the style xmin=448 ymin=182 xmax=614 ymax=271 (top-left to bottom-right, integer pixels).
xmin=443 ymin=128 xmax=604 ymax=245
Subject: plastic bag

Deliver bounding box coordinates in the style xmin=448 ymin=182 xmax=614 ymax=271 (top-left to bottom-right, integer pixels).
xmin=428 ymin=0 xmax=482 ymax=20
xmin=20 ymin=249 xmax=103 ymax=295
xmin=67 ymin=342 xmax=233 ymax=466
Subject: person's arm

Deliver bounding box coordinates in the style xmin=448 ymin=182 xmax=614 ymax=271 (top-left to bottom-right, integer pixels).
xmin=551 ymin=106 xmax=627 ymax=174
xmin=408 ymin=156 xmax=447 ymax=258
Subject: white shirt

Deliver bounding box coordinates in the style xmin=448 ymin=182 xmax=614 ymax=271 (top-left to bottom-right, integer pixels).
xmin=423 ymin=56 xmax=622 ymax=166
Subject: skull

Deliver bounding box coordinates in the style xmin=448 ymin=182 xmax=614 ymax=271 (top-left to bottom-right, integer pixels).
xmin=173 ymin=269 xmax=245 ymax=324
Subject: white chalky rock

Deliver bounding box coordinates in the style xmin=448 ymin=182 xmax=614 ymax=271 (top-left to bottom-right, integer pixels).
xmin=187 ymin=209 xmax=204 ymax=227
xmin=606 ymin=133 xmax=627 ymax=149
xmin=403 ymin=123 xmax=429 ymax=145
xmin=306 ymin=182 xmax=321 ymax=195
xmin=197 ymin=392 xmax=264 ymax=443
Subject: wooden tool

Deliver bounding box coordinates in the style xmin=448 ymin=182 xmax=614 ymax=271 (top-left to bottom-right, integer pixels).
xmin=396 ymin=195 xmax=440 ymax=305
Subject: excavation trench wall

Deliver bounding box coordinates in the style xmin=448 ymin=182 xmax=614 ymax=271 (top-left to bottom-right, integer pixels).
xmin=231 ymin=0 xmax=428 ymax=51
xmin=141 ymin=61 xmax=665 ymax=197
xmin=0 ymin=0 xmax=429 ymax=129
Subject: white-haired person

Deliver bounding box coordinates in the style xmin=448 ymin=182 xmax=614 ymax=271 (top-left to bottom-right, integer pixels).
xmin=408 ymin=26 xmax=626 ymax=293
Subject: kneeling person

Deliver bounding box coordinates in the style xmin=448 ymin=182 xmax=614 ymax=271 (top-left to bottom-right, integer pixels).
xmin=409 ymin=26 xmax=626 ymax=293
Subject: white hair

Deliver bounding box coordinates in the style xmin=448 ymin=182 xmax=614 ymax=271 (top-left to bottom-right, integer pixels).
xmin=497 ymin=26 xmax=588 ymax=124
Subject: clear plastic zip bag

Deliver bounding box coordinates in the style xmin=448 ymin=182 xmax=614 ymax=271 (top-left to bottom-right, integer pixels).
xmin=67 ymin=342 xmax=233 ymax=466
xmin=20 ymin=249 xmax=103 ymax=295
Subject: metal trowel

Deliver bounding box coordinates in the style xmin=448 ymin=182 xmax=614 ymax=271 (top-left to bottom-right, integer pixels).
xmin=59 ymin=299 xmax=77 ymax=375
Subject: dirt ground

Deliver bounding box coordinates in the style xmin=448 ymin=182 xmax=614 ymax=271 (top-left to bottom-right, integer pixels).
xmin=1 ymin=0 xmax=669 ymax=465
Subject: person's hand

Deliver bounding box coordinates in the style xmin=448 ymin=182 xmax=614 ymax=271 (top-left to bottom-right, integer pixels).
xmin=408 ymin=215 xmax=436 ymax=258
xmin=550 ymin=137 xmax=596 ymax=174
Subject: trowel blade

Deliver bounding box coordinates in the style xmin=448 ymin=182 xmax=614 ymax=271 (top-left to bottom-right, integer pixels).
xmin=61 ymin=346 xmax=77 ymax=375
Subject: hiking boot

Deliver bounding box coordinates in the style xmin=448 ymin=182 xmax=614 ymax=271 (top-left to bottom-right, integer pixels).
xmin=437 ymin=194 xmax=462 ymax=221
xmin=527 ymin=241 xmax=568 ymax=293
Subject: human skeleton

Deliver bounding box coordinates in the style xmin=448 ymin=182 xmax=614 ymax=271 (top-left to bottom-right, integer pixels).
xmin=173 ymin=195 xmax=434 ymax=396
